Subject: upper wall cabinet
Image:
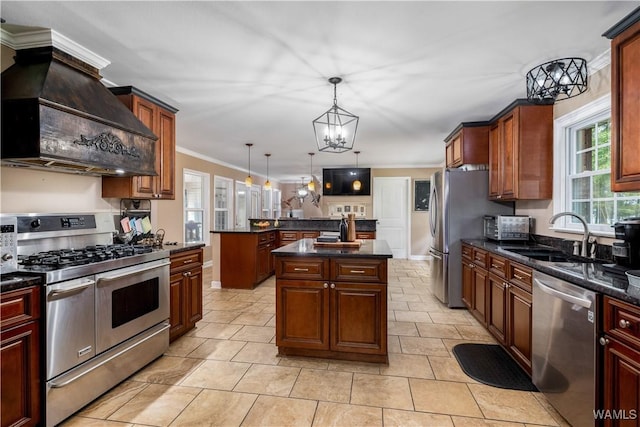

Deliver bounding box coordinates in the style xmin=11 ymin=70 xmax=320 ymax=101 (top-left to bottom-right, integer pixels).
xmin=102 ymin=86 xmax=178 ymax=199
xmin=444 ymin=122 xmax=490 ymax=168
xmin=488 ymin=100 xmax=553 ymax=201
xmin=604 ymin=7 xmax=640 ymax=192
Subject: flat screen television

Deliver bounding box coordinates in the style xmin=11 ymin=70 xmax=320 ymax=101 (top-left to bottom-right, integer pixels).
xmin=322 ymin=168 xmax=371 ymax=196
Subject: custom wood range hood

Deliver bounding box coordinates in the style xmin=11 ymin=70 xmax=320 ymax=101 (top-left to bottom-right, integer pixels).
xmin=1 ymin=46 xmax=158 ymax=176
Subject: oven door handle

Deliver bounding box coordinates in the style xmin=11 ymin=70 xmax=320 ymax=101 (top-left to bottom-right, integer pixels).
xmin=96 ymin=260 xmax=170 ymax=284
xmin=48 ymin=281 xmax=95 ymax=298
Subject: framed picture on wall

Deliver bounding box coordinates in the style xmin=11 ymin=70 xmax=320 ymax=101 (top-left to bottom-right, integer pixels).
xmin=414 ymin=180 xmax=430 ymax=211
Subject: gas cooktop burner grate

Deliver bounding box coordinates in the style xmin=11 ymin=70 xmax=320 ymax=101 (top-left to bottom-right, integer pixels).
xmin=19 ymin=244 xmax=154 ymax=269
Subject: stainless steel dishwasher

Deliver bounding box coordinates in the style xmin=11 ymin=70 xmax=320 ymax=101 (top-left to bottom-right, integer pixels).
xmin=532 ymin=270 xmax=598 ymax=427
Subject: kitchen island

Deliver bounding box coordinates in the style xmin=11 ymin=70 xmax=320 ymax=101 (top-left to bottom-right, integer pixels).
xmin=272 ymin=238 xmax=393 ymax=363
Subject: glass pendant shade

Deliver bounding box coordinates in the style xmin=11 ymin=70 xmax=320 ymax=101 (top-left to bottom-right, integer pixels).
xmin=313 ymin=77 xmax=359 ymax=153
xmin=526 ymin=58 xmax=587 ymax=103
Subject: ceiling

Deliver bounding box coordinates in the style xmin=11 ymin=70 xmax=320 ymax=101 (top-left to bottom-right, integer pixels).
xmin=1 ymin=1 xmax=637 ymax=183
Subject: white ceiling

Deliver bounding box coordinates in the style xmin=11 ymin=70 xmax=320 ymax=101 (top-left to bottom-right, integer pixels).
xmin=1 ymin=1 xmax=637 ymax=182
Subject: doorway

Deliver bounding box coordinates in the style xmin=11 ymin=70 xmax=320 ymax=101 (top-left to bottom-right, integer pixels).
xmin=373 ymin=177 xmax=410 ymax=258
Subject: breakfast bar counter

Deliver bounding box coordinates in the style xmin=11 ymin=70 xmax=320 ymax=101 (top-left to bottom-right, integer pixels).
xmin=273 ymin=238 xmax=392 ymax=363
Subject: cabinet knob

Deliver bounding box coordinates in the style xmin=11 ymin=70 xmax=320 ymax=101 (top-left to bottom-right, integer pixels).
xmin=183 ymin=271 xmax=192 ymax=277
xmin=599 ymin=337 xmax=609 ymax=346
xmin=330 ymin=283 xmax=336 ymax=289
xmin=469 ymin=264 xmax=475 ymax=268
xmin=619 ymin=319 xmax=632 ymax=329
xmin=323 ymin=283 xmax=328 ymax=288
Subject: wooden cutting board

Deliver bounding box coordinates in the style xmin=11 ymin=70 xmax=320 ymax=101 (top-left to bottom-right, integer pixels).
xmin=313 ymin=240 xmax=362 ymax=248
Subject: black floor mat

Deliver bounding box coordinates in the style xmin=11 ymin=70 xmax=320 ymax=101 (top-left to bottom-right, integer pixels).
xmin=452 ymin=343 xmax=538 ymax=392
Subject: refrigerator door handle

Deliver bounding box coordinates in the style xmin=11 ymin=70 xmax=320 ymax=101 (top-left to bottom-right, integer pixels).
xmin=429 ymin=248 xmax=443 ymax=260
xmin=429 ymin=182 xmax=438 ymax=238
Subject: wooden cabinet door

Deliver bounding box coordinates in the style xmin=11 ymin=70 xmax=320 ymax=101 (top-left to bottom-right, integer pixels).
xmin=487 ymin=273 xmax=507 ymax=345
xmin=1 ymin=321 xmax=40 ymax=427
xmin=131 ymin=96 xmax=158 ymax=198
xmin=611 ymin=19 xmax=640 ymax=192
xmin=331 ymin=283 xmax=386 ymax=355
xmin=276 ymin=280 xmax=329 ymax=350
xmin=256 ymin=243 xmax=271 ymax=283
xmin=186 ymin=267 xmax=203 ymax=326
xmin=157 ymin=108 xmax=176 ymax=198
xmin=461 ymin=261 xmax=474 ymax=309
xmin=500 ymin=110 xmax=517 ymax=199
xmin=489 ymin=123 xmax=501 ymax=199
xmin=169 ymin=272 xmax=187 ymax=341
xmin=507 ymin=284 xmax=532 ymax=374
xmin=471 ymin=267 xmax=488 ymax=325
xmin=602 ymin=337 xmax=640 ymax=426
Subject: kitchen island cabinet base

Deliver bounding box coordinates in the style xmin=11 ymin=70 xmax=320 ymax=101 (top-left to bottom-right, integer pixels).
xmin=273 ymin=239 xmax=392 ymax=365
xmin=276 ymin=347 xmax=388 ymax=364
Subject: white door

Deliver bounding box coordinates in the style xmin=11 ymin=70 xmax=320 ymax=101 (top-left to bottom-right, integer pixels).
xmin=373 ymin=177 xmax=409 ymax=258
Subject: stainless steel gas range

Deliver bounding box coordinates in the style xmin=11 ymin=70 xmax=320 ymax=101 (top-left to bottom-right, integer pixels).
xmin=5 ymin=212 xmax=171 ymax=427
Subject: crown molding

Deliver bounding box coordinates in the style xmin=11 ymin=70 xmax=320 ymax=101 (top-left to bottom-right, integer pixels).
xmin=589 ymin=49 xmax=610 ymax=74
xmin=0 ymin=28 xmax=110 ymax=69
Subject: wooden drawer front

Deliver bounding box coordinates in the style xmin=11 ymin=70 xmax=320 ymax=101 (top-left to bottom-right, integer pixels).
xmin=279 ymin=231 xmax=298 ymax=241
xmin=508 ymin=262 xmax=532 ymax=292
xmin=462 ymin=244 xmax=473 ymax=261
xmin=258 ymin=232 xmax=276 ymax=245
xmin=356 ymin=231 xmax=376 ymax=239
xmin=488 ymin=253 xmax=507 ymax=278
xmin=604 ymin=296 xmax=640 ymax=346
xmin=276 ymin=257 xmax=329 ymax=280
xmin=300 ymin=231 xmax=319 ymax=239
xmin=472 ymin=249 xmax=488 ymax=269
xmin=170 ymin=249 xmax=203 ymax=271
xmin=331 ymin=259 xmax=387 ymax=283
xmin=1 ymin=286 xmax=41 ymax=329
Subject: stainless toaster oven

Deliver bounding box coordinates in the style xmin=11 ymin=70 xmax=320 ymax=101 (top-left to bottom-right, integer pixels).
xmin=483 ymin=215 xmax=531 ymax=241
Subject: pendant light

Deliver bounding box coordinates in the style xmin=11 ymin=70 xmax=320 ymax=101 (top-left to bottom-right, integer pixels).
xmin=352 ymin=150 xmax=362 ymax=191
xmin=297 ymin=177 xmax=309 ymax=199
xmin=307 ymin=152 xmax=315 ymax=192
xmin=264 ymin=153 xmax=272 ymax=190
xmin=312 ymin=77 xmax=359 ymax=153
xmin=245 ymin=143 xmax=253 ymax=187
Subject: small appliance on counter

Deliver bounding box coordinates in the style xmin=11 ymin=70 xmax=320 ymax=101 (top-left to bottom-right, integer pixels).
xmin=603 ymin=217 xmax=640 ymax=279
xmin=483 ymin=215 xmax=532 ymax=241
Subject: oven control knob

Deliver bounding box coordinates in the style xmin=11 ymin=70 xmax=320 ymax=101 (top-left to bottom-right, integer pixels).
xmin=1 ymin=253 xmax=13 ymax=261
xmin=31 ymin=218 xmax=41 ymax=229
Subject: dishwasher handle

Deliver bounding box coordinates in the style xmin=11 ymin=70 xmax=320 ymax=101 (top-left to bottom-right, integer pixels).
xmin=533 ymin=278 xmax=593 ymax=309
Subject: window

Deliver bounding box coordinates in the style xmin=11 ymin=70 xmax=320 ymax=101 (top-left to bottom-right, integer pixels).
xmin=214 ymin=176 xmax=233 ymax=230
xmin=183 ymin=169 xmax=210 ymax=244
xmin=554 ymin=96 xmax=640 ymax=235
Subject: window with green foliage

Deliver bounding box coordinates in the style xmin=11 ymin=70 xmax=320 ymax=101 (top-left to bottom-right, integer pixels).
xmin=556 ymin=97 xmax=640 ymax=234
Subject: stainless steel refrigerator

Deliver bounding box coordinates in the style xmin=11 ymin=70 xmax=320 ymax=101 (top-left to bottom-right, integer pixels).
xmin=428 ymin=168 xmax=514 ymax=307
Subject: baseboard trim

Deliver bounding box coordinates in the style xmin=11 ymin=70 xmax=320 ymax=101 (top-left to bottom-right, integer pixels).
xmin=409 ymin=255 xmax=431 ymax=261
xmin=210 ymin=280 xmax=221 ymax=289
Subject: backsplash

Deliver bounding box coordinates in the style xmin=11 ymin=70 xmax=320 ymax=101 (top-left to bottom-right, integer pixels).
xmin=531 ymin=234 xmax=613 ymax=261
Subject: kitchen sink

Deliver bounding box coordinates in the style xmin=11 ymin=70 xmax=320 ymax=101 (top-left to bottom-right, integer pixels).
xmin=504 ymin=247 xmax=604 ymax=263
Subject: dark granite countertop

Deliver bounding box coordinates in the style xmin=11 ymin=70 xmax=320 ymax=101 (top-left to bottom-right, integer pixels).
xmin=211 ymin=218 xmax=378 ymax=234
xmin=1 ymin=274 xmax=43 ymax=293
xmin=272 ymin=238 xmax=393 ymax=258
xmin=165 ymin=243 xmax=206 ymax=254
xmin=462 ymin=239 xmax=640 ymax=306
xmin=211 ymin=228 xmax=278 ymax=234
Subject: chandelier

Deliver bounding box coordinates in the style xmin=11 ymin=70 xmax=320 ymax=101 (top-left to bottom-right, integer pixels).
xmin=296 ymin=177 xmax=309 ymax=202
xmin=526 ymin=58 xmax=587 ymax=103
xmin=312 ymin=77 xmax=359 ymax=153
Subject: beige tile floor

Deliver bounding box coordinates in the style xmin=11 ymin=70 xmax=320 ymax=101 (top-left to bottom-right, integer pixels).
xmin=63 ymin=259 xmax=571 ymax=427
